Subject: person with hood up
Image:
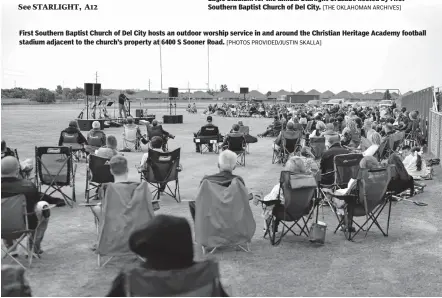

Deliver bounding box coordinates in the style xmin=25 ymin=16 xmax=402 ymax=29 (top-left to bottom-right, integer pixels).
xmin=107 ymin=215 xmax=228 ymax=297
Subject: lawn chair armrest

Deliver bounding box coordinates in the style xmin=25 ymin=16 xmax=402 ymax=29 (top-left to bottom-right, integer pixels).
xmin=79 ymin=203 xmax=100 ymax=207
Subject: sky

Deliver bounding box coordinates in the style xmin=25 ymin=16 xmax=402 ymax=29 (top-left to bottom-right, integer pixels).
xmin=1 ymin=0 xmax=442 ymax=94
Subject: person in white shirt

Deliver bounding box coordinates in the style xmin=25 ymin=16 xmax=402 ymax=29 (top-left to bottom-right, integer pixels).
xmin=309 ymin=121 xmax=326 ymax=138
xmin=404 ymin=147 xmax=428 ymax=179
xmin=139 ymin=136 xmax=164 ymax=170
xmin=363 ymin=131 xmax=381 ymax=157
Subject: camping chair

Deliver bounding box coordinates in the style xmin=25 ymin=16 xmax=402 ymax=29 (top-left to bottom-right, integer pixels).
xmin=61 ymin=132 xmax=85 ymax=161
xmin=309 ymin=137 xmax=326 ymax=160
xmin=85 ymin=133 xmax=105 ymax=154
xmin=272 ymin=138 xmax=301 ymax=165
xmin=329 ymin=166 xmax=393 ymax=241
xmin=1 ymin=195 xmax=40 ymax=269
xmin=123 ymin=125 xmax=141 ymax=152
xmin=35 ymin=146 xmax=76 ymax=207
xmin=195 ymin=178 xmax=256 ymax=254
xmin=122 ymin=259 xmax=223 ymax=297
xmin=225 ymin=136 xmax=246 ymax=166
xmin=238 ymin=125 xmax=252 ymax=153
xmin=85 ymin=155 xmax=114 ymax=203
xmin=263 ymin=171 xmax=317 ymax=245
xmin=318 ymin=153 xmax=363 ymax=215
xmin=194 ymin=126 xmax=221 ymax=154
xmin=141 ymin=148 xmax=181 ymax=202
xmin=94 ymin=181 xmax=156 ymax=267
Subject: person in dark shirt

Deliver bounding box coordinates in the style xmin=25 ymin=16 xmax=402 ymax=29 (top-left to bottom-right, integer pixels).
xmin=194 ymin=116 xmax=221 ymax=153
xmin=144 ymin=120 xmax=175 ymax=151
xmin=1 ymin=157 xmax=50 ymax=254
xmin=258 ymin=116 xmax=282 ymax=137
xmin=221 ymin=124 xmax=246 ymax=149
xmin=58 ymin=120 xmax=88 ymax=146
xmin=118 ymin=92 xmax=128 ymax=118
xmin=107 ymin=215 xmax=228 ymax=297
xmin=319 ymin=135 xmax=350 ymax=185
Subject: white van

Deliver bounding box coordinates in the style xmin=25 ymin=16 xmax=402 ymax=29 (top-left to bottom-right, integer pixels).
xmin=323 ymin=98 xmax=345 ymax=108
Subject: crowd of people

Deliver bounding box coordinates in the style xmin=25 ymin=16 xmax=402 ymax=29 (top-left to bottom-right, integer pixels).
xmin=2 ymin=99 xmax=438 ymax=296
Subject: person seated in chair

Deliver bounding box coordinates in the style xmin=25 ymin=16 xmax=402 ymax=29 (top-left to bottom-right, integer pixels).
xmin=1 ymin=140 xmax=33 ymax=179
xmin=58 ymin=120 xmax=88 ymax=147
xmin=258 ymin=116 xmax=282 ymax=137
xmin=91 ymin=155 xmax=132 ymax=219
xmin=273 ymin=122 xmax=301 ymax=151
xmin=144 ymin=120 xmax=175 ymax=152
xmin=1 ymin=157 xmax=51 ymax=255
xmin=139 ymin=136 xmax=164 ymax=171
xmin=258 ymin=156 xmax=311 ymax=233
xmin=319 ymin=135 xmax=350 ymax=185
xmin=321 ymin=123 xmax=339 ymax=149
xmin=85 ymin=121 xmax=106 ymax=154
xmin=107 ymin=214 xmax=228 ymax=297
xmin=221 ymin=124 xmax=246 ymax=150
xmin=363 ymin=131 xmax=381 ymax=157
xmin=332 ymin=156 xmax=380 ymax=232
xmin=194 ymin=116 xmax=220 ymax=153
xmin=188 ymin=150 xmax=247 ymax=220
xmin=95 ymin=135 xmax=119 ymax=159
xmin=387 ymin=153 xmax=415 ymax=197
xmin=122 ymin=117 xmax=142 ymax=150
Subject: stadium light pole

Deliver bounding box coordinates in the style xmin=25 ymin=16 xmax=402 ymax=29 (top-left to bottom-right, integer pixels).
xmin=159 ymin=42 xmax=163 ymax=91
xmin=207 ymin=44 xmax=210 ymax=91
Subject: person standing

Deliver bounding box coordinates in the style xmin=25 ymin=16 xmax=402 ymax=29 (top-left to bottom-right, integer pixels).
xmin=118 ymin=91 xmax=128 ymax=118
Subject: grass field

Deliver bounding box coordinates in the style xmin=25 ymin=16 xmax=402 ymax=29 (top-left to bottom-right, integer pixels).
xmin=1 ymin=104 xmax=442 ymax=297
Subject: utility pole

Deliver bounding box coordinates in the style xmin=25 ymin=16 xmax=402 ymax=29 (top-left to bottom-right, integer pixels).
xmin=148 ymin=79 xmax=151 ymax=91
xmin=95 ymin=71 xmax=98 ymax=83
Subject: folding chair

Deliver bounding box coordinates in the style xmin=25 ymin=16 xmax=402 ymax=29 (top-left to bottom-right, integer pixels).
xmin=122 ymin=260 xmax=223 ymax=296
xmin=317 ymin=153 xmax=363 ymax=218
xmin=35 ymin=146 xmax=76 ymax=207
xmin=194 ymin=126 xmax=220 ymax=154
xmin=264 ymin=171 xmax=317 ymax=245
xmin=122 ymin=125 xmax=141 ymax=151
xmin=84 ymin=133 xmax=105 ymax=155
xmin=309 ymin=137 xmax=326 ymax=160
xmin=195 ymin=179 xmax=255 ymax=254
xmin=141 ymin=148 xmax=181 ymax=202
xmin=85 ymin=155 xmax=114 ymax=203
xmin=94 ymin=181 xmax=155 ymax=267
xmin=330 ymin=166 xmax=393 ymax=241
xmin=380 ymin=132 xmax=404 ymax=160
xmin=226 ymin=136 xmax=246 ymax=166
xmin=1 ymin=195 xmax=40 ymax=269
xmin=272 ymin=138 xmax=301 ymax=165
xmin=61 ymin=132 xmax=85 ymax=162
xmin=239 ymin=125 xmax=253 ymax=153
